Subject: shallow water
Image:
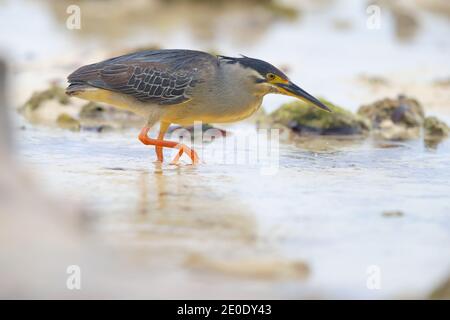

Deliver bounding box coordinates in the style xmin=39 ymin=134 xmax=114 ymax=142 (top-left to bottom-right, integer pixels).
xmin=2 ymin=0 xmax=450 ymax=298
xmin=16 ymin=123 xmax=450 ymax=298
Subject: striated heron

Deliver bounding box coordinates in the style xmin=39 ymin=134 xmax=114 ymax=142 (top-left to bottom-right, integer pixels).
xmin=66 ymin=49 xmax=330 ymax=164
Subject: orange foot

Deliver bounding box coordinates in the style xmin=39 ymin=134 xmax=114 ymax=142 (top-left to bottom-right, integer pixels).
xmin=138 ymin=126 xmax=199 ymax=165
xmin=170 ymin=143 xmax=199 ymax=165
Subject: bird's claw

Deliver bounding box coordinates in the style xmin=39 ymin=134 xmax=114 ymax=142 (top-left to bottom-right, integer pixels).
xmin=170 ymin=143 xmax=199 ymax=165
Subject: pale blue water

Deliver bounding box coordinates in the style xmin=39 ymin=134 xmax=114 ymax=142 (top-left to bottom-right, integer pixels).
xmin=16 ymin=123 xmax=450 ymax=298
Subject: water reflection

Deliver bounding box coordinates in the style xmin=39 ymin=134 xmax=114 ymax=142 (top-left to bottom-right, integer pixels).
xmin=291 ymin=135 xmax=367 ymax=152
xmin=126 ymin=162 xmax=259 ymax=245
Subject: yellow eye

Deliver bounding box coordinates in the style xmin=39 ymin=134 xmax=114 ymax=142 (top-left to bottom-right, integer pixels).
xmin=266 ymin=73 xmax=276 ymax=81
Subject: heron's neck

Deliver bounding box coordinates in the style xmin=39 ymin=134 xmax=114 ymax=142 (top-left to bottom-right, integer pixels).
xmin=219 ymin=62 xmax=267 ymax=99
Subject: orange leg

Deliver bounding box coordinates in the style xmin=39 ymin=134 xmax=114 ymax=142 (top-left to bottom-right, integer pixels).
xmin=138 ymin=125 xmax=199 ymax=165
xmin=155 ymin=123 xmax=168 ymax=162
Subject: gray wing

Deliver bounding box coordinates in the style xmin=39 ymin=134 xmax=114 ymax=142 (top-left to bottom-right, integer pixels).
xmin=67 ymin=50 xmax=217 ymax=105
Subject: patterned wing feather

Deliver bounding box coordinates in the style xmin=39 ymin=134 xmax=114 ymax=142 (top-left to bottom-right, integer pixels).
xmin=68 ymin=50 xmax=216 ymax=105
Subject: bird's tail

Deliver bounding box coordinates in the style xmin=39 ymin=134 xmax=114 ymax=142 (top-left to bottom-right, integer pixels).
xmin=66 ymin=62 xmax=101 ymax=96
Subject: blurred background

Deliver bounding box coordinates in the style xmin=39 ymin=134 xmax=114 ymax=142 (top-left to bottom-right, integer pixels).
xmin=0 ymin=0 xmax=449 ymax=299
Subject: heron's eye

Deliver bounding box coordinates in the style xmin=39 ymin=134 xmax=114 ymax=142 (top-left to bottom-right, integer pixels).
xmin=266 ymin=73 xmax=276 ymax=81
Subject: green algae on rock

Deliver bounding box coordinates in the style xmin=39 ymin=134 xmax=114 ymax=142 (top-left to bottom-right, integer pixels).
xmin=357 ymin=95 xmax=424 ymax=141
xmin=79 ymin=102 xmax=106 ymax=120
xmin=19 ymin=84 xmax=79 ymax=127
xmin=270 ymin=99 xmax=370 ymax=135
xmin=79 ymin=101 xmax=143 ymax=131
xmin=424 ymin=116 xmax=449 ymax=139
xmin=56 ymin=113 xmax=80 ymax=131
xmin=423 ymin=116 xmax=450 ymax=148
xmin=19 ymin=85 xmax=143 ymax=131
xmin=20 ymin=84 xmax=69 ymax=113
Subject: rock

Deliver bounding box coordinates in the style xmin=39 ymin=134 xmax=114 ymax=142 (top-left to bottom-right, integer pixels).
xmin=382 ymin=210 xmax=404 ymax=218
xmin=19 ymin=84 xmax=78 ymax=126
xmin=357 ymin=95 xmax=424 ymax=140
xmin=78 ymin=102 xmax=125 ymax=132
xmin=424 ymin=116 xmax=449 ymax=139
xmin=376 ymin=120 xmax=421 ymax=141
xmin=20 ymin=84 xmax=69 ymax=113
xmin=20 ymin=85 xmax=144 ymax=130
xmin=79 ymin=102 xmax=106 ymax=119
xmin=78 ymin=102 xmax=143 ymax=129
xmin=270 ymin=98 xmax=370 ymax=135
xmin=56 ymin=113 xmax=80 ymax=131
xmin=358 ymin=95 xmax=424 ymax=126
xmin=424 ymin=116 xmax=449 ymax=148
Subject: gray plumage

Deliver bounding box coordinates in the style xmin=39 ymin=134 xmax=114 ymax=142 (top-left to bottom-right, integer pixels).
xmin=67 ymin=50 xmax=216 ymax=106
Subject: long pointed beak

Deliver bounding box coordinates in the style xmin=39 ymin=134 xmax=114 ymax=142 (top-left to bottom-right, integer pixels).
xmin=277 ymin=82 xmax=331 ymax=112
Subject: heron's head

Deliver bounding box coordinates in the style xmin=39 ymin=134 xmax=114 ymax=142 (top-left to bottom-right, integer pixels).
xmin=218 ymin=55 xmax=331 ymax=112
